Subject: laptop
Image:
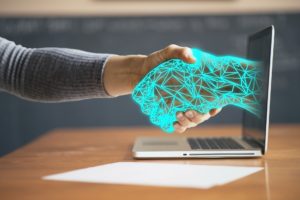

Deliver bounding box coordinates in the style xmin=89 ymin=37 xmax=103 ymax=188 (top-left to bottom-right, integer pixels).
xmin=132 ymin=25 xmax=275 ymax=158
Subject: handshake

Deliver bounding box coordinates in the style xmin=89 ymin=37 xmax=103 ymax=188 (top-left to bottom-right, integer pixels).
xmin=132 ymin=48 xmax=262 ymax=133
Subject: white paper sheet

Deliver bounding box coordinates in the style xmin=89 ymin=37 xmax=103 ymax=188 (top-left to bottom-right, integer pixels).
xmin=43 ymin=162 xmax=263 ymax=189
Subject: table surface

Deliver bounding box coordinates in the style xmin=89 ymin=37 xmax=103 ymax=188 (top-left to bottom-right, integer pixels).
xmin=0 ymin=125 xmax=299 ymax=200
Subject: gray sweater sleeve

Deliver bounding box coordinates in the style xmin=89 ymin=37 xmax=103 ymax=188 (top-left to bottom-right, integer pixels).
xmin=0 ymin=37 xmax=113 ymax=102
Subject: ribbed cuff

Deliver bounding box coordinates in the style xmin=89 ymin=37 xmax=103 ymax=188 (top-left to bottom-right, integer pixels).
xmin=99 ymin=54 xmax=116 ymax=98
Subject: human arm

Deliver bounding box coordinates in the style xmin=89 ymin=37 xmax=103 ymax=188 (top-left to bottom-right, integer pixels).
xmin=0 ymin=38 xmax=220 ymax=133
xmin=0 ymin=37 xmax=111 ymax=102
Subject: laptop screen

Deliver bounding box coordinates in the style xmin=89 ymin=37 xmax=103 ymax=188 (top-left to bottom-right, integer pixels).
xmin=242 ymin=26 xmax=274 ymax=154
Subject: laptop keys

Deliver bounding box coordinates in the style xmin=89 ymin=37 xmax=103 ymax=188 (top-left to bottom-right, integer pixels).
xmin=187 ymin=137 xmax=245 ymax=150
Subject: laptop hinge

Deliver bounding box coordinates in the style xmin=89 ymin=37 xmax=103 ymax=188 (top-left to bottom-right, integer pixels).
xmin=242 ymin=136 xmax=265 ymax=153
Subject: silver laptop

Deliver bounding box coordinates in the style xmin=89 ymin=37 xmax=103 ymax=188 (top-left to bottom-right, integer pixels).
xmin=133 ymin=25 xmax=275 ymax=158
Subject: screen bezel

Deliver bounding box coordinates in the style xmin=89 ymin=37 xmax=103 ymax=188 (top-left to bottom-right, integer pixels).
xmin=242 ymin=25 xmax=275 ymax=154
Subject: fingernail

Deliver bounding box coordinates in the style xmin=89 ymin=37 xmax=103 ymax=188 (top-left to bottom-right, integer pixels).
xmin=174 ymin=124 xmax=180 ymax=130
xmin=177 ymin=113 xmax=184 ymax=120
xmin=185 ymin=111 xmax=194 ymax=118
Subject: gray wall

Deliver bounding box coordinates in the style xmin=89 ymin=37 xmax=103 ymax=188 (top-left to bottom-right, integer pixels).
xmin=1 ymin=14 xmax=300 ymax=156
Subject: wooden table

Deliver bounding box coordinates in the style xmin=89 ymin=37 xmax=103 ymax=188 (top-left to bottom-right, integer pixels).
xmin=0 ymin=125 xmax=299 ymax=200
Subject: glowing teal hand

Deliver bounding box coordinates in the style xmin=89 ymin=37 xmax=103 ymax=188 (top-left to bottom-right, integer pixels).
xmin=132 ymin=48 xmax=262 ymax=133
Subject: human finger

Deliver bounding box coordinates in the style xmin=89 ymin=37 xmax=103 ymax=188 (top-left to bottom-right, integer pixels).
xmin=184 ymin=110 xmax=211 ymax=124
xmin=176 ymin=112 xmax=190 ymax=127
xmin=161 ymin=44 xmax=196 ymax=63
xmin=173 ymin=122 xmax=187 ymax=133
xmin=209 ymin=108 xmax=222 ymax=117
xmin=149 ymin=44 xmax=196 ymax=68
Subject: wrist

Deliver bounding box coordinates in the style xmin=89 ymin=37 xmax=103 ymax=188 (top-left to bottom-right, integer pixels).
xmin=103 ymin=54 xmax=146 ymax=97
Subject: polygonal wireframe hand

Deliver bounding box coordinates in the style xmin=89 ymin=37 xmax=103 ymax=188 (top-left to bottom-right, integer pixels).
xmin=132 ymin=48 xmax=262 ymax=133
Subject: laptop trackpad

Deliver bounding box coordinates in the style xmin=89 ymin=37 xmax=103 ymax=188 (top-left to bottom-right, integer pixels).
xmin=134 ymin=137 xmax=190 ymax=151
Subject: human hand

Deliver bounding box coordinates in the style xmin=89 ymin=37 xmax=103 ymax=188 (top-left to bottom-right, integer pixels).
xmin=173 ymin=108 xmax=222 ymax=133
xmin=103 ymin=44 xmax=222 ymax=133
xmin=103 ymin=44 xmax=196 ymax=97
xmin=137 ymin=44 xmax=223 ymax=133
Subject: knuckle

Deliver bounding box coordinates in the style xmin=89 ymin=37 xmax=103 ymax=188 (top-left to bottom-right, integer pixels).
xmin=179 ymin=120 xmax=188 ymax=127
xmin=191 ymin=115 xmax=204 ymax=124
xmin=167 ymin=44 xmax=177 ymax=49
xmin=165 ymin=44 xmax=177 ymax=53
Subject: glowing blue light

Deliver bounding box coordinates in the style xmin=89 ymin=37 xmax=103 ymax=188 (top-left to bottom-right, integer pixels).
xmin=132 ymin=48 xmax=262 ymax=133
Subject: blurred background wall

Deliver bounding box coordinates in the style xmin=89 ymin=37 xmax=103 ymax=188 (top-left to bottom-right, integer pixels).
xmin=0 ymin=0 xmax=300 ymax=156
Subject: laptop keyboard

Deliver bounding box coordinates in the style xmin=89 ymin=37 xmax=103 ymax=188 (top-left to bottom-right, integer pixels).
xmin=187 ymin=137 xmax=245 ymax=150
